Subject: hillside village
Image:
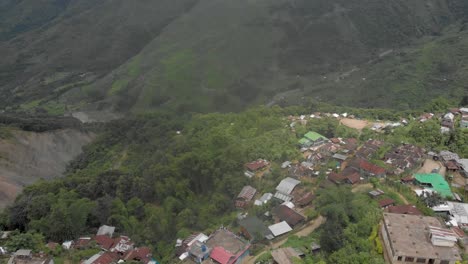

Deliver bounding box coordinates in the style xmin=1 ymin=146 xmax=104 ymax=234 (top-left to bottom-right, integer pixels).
xmin=171 ymin=107 xmax=468 ymax=264
xmin=0 ymin=106 xmax=467 ymax=264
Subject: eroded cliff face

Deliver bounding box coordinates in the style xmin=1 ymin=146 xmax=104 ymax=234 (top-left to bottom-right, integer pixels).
xmin=0 ymin=128 xmax=94 ymax=207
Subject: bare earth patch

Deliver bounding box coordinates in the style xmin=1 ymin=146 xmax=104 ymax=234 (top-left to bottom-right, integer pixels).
xmin=0 ymin=177 xmax=20 ymax=208
xmin=340 ymin=118 xmax=368 ymax=130
xmin=0 ymin=129 xmax=95 ymax=207
xmin=417 ymin=159 xmax=446 ymax=176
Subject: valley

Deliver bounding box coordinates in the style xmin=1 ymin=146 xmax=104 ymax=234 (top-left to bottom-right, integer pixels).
xmin=1 ymin=1 xmax=468 ymax=264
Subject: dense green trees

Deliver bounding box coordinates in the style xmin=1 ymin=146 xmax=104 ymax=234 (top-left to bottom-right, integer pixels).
xmin=3 ymin=107 xmax=300 ymax=261
xmin=316 ymin=186 xmax=384 ymax=264
xmin=5 ymin=232 xmax=46 ymax=252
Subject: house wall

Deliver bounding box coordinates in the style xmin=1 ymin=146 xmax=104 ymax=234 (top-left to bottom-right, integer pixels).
xmin=234 ymin=249 xmax=250 ymax=264
xmin=239 ymin=226 xmax=252 ymax=241
xmin=430 ymin=238 xmax=455 ymax=248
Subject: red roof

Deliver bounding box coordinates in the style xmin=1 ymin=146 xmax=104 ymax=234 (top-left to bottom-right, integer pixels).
xmin=330 ymin=138 xmax=341 ymax=144
xmin=272 ymin=205 xmax=305 ymax=227
xmin=95 ymin=235 xmax=114 ymax=250
xmin=386 ymin=205 xmax=422 ymax=215
xmin=359 ymin=160 xmax=385 ymax=175
xmin=93 ymin=252 xmax=118 ymax=264
xmin=328 ymin=172 xmax=345 ymax=184
xmin=237 ymin=186 xmax=257 ymax=201
xmin=346 ymin=172 xmax=361 ymax=184
xmin=210 ymin=247 xmax=234 ymax=264
xmin=245 ymin=160 xmax=269 ymax=171
xmin=446 ymin=161 xmax=460 ymax=170
xmin=452 ymin=227 xmax=466 ymax=238
xmin=297 ymin=192 xmax=315 ymax=206
xmin=378 ymin=198 xmax=395 ymax=208
xmin=124 ymin=247 xmax=152 ymax=263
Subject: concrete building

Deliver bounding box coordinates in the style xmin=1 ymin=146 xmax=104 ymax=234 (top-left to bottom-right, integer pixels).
xmin=381 ymin=213 xmax=461 ymax=264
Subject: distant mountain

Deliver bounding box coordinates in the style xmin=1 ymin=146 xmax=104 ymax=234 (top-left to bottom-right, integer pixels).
xmin=1 ymin=0 xmax=468 ymax=115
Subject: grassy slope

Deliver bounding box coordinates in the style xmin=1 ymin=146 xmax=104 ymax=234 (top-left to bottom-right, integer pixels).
xmin=0 ymin=0 xmax=198 ymax=109
xmin=79 ymin=0 xmax=468 ymax=113
xmin=302 ymin=24 xmax=468 ymax=109
xmin=84 ymin=0 xmax=281 ymax=113
xmin=1 ymin=0 xmax=468 ymax=113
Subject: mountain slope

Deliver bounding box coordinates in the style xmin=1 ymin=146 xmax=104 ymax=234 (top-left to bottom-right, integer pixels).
xmin=0 ymin=0 xmax=198 ymax=108
xmin=1 ymin=0 xmax=468 ymax=114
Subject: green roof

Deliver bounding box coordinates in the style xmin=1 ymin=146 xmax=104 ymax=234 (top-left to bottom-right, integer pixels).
xmin=298 ymin=138 xmax=311 ymax=145
xmin=414 ymin=173 xmax=453 ymax=198
xmin=304 ymin=131 xmax=328 ymax=141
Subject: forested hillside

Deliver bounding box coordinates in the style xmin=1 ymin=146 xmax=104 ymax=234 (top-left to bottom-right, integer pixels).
xmin=1 ymin=0 xmax=468 ymax=114
xmin=1 ymin=100 xmax=467 ymax=262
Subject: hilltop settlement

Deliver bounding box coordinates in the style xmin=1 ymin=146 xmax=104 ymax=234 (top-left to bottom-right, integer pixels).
xmin=0 ymin=105 xmax=468 ymax=264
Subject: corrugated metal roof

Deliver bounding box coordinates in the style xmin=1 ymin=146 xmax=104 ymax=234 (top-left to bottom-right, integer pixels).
xmin=332 ymin=154 xmax=348 ymax=161
xmin=268 ymin=221 xmax=293 ymax=237
xmin=274 ymin=191 xmax=292 ymax=202
xmin=272 ymin=205 xmax=305 ymax=227
xmin=459 ymin=159 xmax=468 ymax=171
xmin=255 ymin=193 xmax=273 ymax=205
xmin=276 ymin=177 xmax=300 ymax=195
xmin=237 ymin=186 xmax=257 ymax=201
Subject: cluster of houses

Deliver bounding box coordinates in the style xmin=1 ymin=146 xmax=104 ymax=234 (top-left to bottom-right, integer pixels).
xmin=383 ymin=144 xmax=426 ymax=175
xmin=354 ymin=171 xmax=467 ymax=264
xmin=288 ymin=112 xmax=352 ymax=127
xmin=431 ymin=150 xmax=468 ymax=178
xmin=175 ymin=228 xmax=250 ymax=264
xmin=421 ymin=107 xmax=468 ymax=133
xmin=372 ymin=174 xmax=467 ymax=264
xmin=5 ymin=226 xmax=155 ymax=264
xmin=378 ymin=169 xmax=468 ymax=263
xmin=233 ymin=176 xmax=311 ymax=240
xmin=324 ymin=139 xmax=426 ymax=186
xmin=238 ymin=121 xmax=468 ymax=263
xmin=175 ymin=159 xmax=318 ymax=263
xmin=375 ymin=160 xmax=468 ymax=263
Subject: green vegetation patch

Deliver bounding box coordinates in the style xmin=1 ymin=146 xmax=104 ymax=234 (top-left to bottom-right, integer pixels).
xmin=109 ymin=79 xmax=130 ymax=96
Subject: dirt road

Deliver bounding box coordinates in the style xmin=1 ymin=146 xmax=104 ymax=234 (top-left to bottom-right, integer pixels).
xmin=244 ymin=216 xmax=325 ymax=264
xmin=295 ymin=215 xmax=326 ymax=237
